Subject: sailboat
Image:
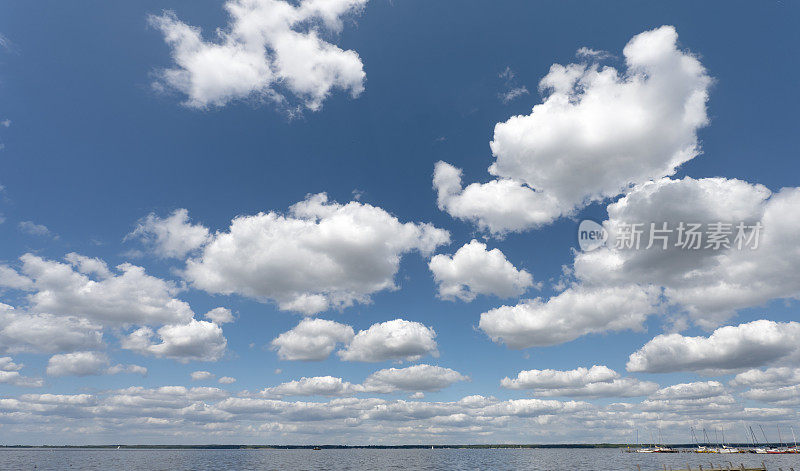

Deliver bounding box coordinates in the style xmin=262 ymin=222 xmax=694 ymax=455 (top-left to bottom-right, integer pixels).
xmin=633 ymin=428 xmax=654 ymax=453
xmin=691 ymin=427 xmax=710 ymax=453
xmin=695 ymin=428 xmax=715 ymax=453
xmin=757 ymin=424 xmax=790 ymax=454
xmin=649 ymin=426 xmax=678 ymax=453
xmin=632 ymin=427 xmax=677 ymax=453
xmin=715 ymin=426 xmax=739 ymax=453
xmin=749 ymin=426 xmax=767 ymax=454
xmin=787 ymin=426 xmax=799 ymax=454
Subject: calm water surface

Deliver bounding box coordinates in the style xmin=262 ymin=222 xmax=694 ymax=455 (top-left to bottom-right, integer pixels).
xmin=0 ymin=448 xmax=798 ymax=470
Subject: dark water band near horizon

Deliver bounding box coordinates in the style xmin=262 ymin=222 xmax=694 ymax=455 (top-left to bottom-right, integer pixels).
xmin=1 ymin=448 xmax=798 ymax=471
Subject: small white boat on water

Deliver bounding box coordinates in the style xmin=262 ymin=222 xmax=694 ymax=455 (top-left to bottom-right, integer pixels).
xmin=715 ymin=445 xmax=740 ymax=454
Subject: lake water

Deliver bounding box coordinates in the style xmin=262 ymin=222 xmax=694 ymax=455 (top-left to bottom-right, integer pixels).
xmin=0 ymin=448 xmax=797 ymax=470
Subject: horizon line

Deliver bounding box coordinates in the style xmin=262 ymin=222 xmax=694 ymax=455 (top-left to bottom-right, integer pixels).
xmin=0 ymin=443 xmax=787 ymax=449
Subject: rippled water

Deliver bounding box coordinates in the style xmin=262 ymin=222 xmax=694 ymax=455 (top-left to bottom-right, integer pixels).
xmin=1 ymin=448 xmax=797 ymax=470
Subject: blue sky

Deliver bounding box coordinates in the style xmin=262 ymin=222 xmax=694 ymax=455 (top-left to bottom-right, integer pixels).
xmin=0 ymin=1 xmax=799 ymax=445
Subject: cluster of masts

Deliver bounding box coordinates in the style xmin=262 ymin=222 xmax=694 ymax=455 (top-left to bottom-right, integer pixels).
xmin=628 ymin=425 xmax=799 ymax=454
xmin=630 ymin=428 xmax=680 ymax=453
xmin=696 ymin=425 xmax=799 ymax=454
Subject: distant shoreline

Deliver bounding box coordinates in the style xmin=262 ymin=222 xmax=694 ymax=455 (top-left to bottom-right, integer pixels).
xmin=0 ymin=443 xmax=781 ymax=450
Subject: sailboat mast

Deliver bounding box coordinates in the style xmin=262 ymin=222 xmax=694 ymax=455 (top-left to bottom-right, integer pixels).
xmin=759 ymin=425 xmax=768 ymax=445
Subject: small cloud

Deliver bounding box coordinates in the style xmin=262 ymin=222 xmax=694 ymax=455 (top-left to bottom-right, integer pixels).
xmin=218 ymin=376 xmax=236 ymax=384
xmin=204 ymin=307 xmax=234 ymax=324
xmin=107 ymin=364 xmax=148 ymax=376
xmin=0 ymin=34 xmax=19 ymax=54
xmin=126 ymin=208 xmax=209 ymax=259
xmin=0 ymin=119 xmax=10 ymax=128
xmin=18 ymin=221 xmax=57 ymax=238
xmin=351 ymin=189 xmax=364 ymax=201
xmin=498 ymin=66 xmax=529 ymax=104
xmin=500 ymin=87 xmax=529 ymax=104
xmin=576 ymin=47 xmax=612 ymax=60
xmin=498 ymin=66 xmax=515 ymax=81
xmin=190 ymin=370 xmax=215 ymax=381
xmin=274 ymin=369 xmax=282 ymax=375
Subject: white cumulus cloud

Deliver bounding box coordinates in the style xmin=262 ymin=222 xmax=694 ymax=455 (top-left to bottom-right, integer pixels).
xmin=433 ymin=161 xmax=563 ymax=234
xmin=261 ymin=364 xmax=467 ymax=397
xmin=0 ymin=357 xmax=22 ymax=372
xmin=271 ymin=318 xmax=354 ymax=361
xmin=204 ymin=307 xmax=235 ymax=324
xmin=362 ymin=364 xmax=468 ymax=393
xmin=513 ymin=174 xmax=800 ymax=347
xmin=479 ymin=285 xmax=660 ymax=349
xmin=0 ymin=265 xmax=34 ymax=290
xmin=626 ymin=320 xmax=800 ymax=374
xmin=0 ymin=356 xmax=43 ymax=387
xmin=1 ymin=253 xmax=194 ymax=326
xmin=429 ymin=239 xmax=533 ymax=301
xmin=46 ymin=351 xmax=110 ymax=377
xmin=128 ymin=209 xmax=210 ymax=259
xmin=338 ymin=319 xmax=438 ymax=362
xmin=435 ymin=25 xmax=711 ymax=234
xmin=730 ymin=367 xmax=800 ymax=388
xmin=741 ymin=385 xmax=800 ymax=406
xmin=573 ymin=176 xmax=800 ymax=328
xmin=501 ymin=365 xmax=656 ymax=398
xmin=191 ymin=370 xmax=216 ymax=381
xmin=0 ymin=304 xmax=104 ymax=354
xmin=261 ymin=375 xmax=361 ymax=397
xmin=185 ymin=193 xmax=449 ymax=315
xmin=649 ymin=381 xmax=726 ymax=400
xmin=150 ymin=0 xmax=367 ymax=110
xmin=45 ymin=352 xmax=146 ymax=378
xmin=0 ymin=254 xmax=230 ymax=363
xmin=0 ymin=371 xmax=43 ymax=387
xmin=122 ymin=319 xmax=227 ymax=363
